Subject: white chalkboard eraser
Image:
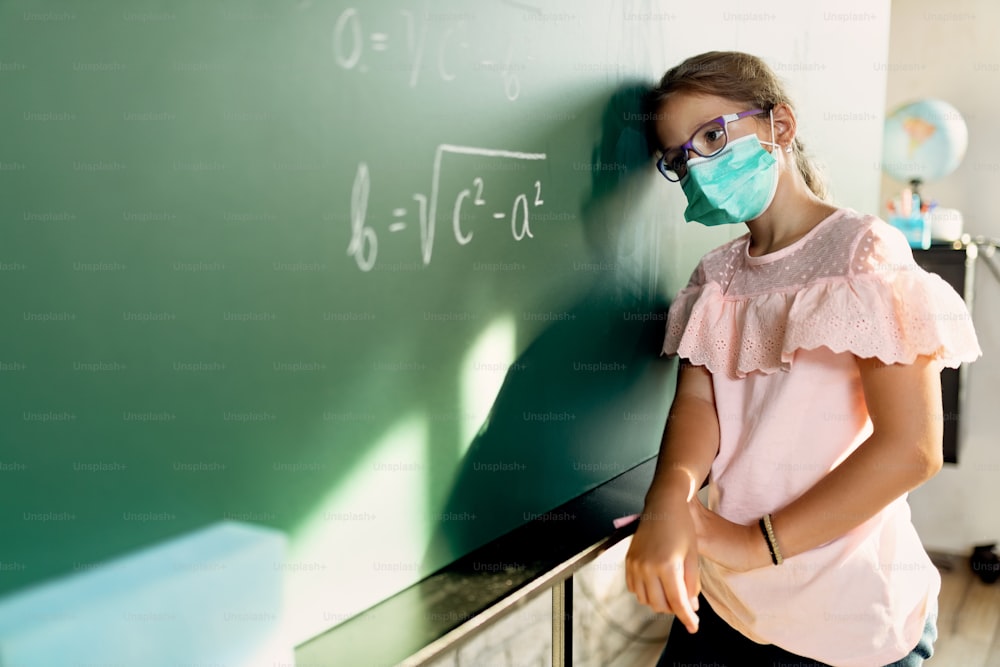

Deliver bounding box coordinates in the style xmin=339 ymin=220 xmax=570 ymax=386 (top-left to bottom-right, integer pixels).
xmin=0 ymin=521 xmax=290 ymax=667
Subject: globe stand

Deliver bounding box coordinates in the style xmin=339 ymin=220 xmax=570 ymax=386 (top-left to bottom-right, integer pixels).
xmin=887 ymin=177 xmax=930 ymax=249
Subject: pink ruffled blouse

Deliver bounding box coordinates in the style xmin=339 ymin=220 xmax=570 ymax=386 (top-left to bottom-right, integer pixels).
xmin=662 ymin=208 xmax=981 ymax=666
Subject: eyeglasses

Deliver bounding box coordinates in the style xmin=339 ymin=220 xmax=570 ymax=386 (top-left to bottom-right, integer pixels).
xmin=656 ymin=108 xmax=768 ymax=182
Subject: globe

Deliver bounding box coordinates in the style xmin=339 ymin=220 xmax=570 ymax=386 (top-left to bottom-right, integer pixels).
xmin=882 ymin=98 xmax=968 ymax=183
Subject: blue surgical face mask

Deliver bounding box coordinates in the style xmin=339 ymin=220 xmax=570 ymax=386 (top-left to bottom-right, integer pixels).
xmin=680 ymin=119 xmax=781 ymax=227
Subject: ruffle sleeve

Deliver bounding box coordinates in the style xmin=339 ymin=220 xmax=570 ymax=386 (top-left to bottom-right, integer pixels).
xmin=662 ymin=223 xmax=981 ymax=379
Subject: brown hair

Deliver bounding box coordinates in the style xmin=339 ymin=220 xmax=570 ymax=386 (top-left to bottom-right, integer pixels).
xmin=650 ymin=51 xmax=829 ymax=201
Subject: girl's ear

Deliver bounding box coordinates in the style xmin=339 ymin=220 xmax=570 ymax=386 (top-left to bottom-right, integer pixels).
xmin=771 ymin=103 xmax=797 ymax=150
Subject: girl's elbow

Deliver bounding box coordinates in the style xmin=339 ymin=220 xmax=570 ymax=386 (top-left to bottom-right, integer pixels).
xmin=926 ymin=446 xmax=944 ymax=479
xmin=912 ymin=435 xmax=944 ymax=483
xmin=879 ymin=430 xmax=943 ymax=485
xmin=895 ymin=416 xmax=945 ymax=483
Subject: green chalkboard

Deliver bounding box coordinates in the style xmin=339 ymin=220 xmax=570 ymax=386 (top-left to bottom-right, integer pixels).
xmin=0 ymin=0 xmax=710 ymax=643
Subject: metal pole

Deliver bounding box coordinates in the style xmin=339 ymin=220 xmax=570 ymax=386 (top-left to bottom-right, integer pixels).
xmin=552 ymin=575 xmax=573 ymax=666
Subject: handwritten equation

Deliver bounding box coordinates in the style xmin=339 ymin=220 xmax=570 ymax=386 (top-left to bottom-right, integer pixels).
xmin=332 ymin=7 xmax=525 ymax=99
xmin=347 ymin=145 xmax=547 ymax=272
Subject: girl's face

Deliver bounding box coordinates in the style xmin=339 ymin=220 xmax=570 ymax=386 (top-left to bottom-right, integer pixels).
xmin=655 ymin=92 xmax=771 ymax=178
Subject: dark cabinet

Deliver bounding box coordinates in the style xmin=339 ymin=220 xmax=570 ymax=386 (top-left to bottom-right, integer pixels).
xmin=913 ymin=242 xmax=977 ymax=464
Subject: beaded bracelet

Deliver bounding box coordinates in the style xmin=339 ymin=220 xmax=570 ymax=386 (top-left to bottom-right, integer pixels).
xmin=758 ymin=513 xmax=784 ymax=566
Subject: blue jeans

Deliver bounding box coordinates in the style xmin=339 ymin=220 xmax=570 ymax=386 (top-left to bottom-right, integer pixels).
xmin=657 ymin=595 xmax=938 ymax=667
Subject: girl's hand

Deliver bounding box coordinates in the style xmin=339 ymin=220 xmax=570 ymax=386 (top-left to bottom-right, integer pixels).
xmin=687 ymin=500 xmax=772 ymax=572
xmin=625 ymin=500 xmax=701 ymax=634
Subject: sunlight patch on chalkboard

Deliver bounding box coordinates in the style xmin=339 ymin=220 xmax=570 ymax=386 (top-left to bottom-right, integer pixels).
xmin=460 ymin=315 xmax=517 ymax=450
xmin=285 ymin=413 xmax=430 ymax=645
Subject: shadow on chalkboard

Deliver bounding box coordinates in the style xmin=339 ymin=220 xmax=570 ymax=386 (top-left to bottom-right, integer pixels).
xmin=420 ymin=82 xmax=676 ymax=572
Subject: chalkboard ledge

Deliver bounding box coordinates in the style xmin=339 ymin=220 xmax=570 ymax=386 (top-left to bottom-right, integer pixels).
xmin=294 ymin=457 xmax=656 ymax=666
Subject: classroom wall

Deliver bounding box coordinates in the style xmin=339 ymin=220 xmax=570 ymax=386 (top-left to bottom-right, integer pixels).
xmin=880 ymin=0 xmax=1000 ymax=553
